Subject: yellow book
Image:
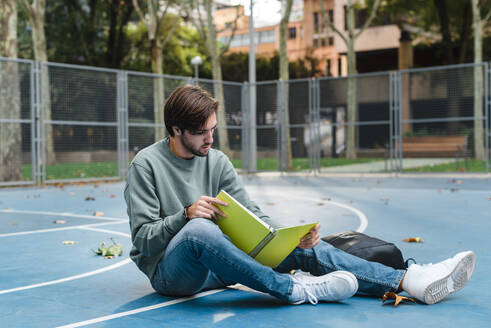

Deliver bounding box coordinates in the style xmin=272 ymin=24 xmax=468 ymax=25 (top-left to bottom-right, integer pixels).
xmin=214 ymin=190 xmax=317 ymax=268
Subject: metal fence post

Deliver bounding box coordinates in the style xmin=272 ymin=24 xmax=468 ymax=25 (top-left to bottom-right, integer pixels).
xmin=241 ymin=82 xmax=249 ymax=173
xmin=38 ymin=62 xmax=46 ymax=184
xmin=31 ymin=61 xmax=40 ymax=186
xmin=117 ymin=70 xmax=129 ymax=180
xmin=277 ymin=80 xmax=284 ymax=171
xmin=486 ymin=62 xmax=490 ymax=173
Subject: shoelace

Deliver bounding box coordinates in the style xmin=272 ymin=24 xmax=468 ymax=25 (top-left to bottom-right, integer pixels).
xmin=293 ymin=275 xmax=319 ymax=305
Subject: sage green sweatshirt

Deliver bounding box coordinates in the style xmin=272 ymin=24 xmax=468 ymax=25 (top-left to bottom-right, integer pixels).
xmin=124 ymin=137 xmax=274 ymax=280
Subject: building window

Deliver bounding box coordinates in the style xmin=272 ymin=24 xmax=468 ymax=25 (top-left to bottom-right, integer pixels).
xmin=328 ymin=9 xmax=334 ymax=23
xmin=328 ymin=36 xmax=334 ymax=46
xmin=289 ymin=27 xmax=297 ymax=39
xmin=321 ymin=38 xmax=326 ymax=47
xmin=327 ymin=59 xmax=332 ymax=76
xmin=314 ymin=12 xmax=319 ymax=32
xmin=313 ymin=38 xmax=319 ymax=48
xmin=338 ymin=58 xmax=342 ymax=76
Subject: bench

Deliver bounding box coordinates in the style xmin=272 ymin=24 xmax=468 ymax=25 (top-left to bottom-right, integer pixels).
xmin=400 ymin=135 xmax=468 ymax=158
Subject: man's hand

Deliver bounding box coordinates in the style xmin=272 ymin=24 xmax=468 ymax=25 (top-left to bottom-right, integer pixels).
xmin=298 ymin=224 xmax=321 ymax=249
xmin=186 ymin=196 xmax=228 ymax=221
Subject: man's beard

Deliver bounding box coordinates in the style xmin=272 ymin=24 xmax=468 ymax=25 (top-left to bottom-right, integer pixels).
xmin=181 ymin=134 xmax=211 ymax=157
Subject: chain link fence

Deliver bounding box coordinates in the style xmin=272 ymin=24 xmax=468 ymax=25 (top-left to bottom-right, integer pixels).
xmin=0 ymin=57 xmax=489 ymax=186
xmin=0 ymin=58 xmax=35 ymax=186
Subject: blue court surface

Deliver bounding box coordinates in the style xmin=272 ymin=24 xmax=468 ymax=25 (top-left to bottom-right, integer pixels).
xmin=1 ymin=174 xmax=490 ymax=328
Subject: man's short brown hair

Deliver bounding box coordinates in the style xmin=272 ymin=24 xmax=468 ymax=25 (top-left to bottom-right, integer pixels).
xmin=164 ymin=85 xmax=218 ymax=137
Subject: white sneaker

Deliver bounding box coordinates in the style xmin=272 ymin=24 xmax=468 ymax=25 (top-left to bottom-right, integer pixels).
xmin=289 ymin=271 xmax=358 ymax=305
xmin=403 ymin=251 xmax=476 ymax=304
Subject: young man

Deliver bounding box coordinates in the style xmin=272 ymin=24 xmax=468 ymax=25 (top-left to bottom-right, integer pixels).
xmin=124 ymin=85 xmax=476 ymax=305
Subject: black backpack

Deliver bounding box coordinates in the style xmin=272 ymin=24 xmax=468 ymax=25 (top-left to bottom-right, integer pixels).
xmin=321 ymin=231 xmax=413 ymax=270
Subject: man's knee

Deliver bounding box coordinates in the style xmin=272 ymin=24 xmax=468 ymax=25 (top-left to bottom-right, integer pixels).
xmin=181 ymin=218 xmax=223 ymax=241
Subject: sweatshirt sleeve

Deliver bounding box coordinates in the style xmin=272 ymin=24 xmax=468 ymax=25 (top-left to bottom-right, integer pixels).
xmin=218 ymin=155 xmax=282 ymax=228
xmin=124 ymin=162 xmax=187 ymax=257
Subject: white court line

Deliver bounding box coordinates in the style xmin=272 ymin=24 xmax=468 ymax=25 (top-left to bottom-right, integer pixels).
xmin=273 ymin=192 xmax=368 ymax=233
xmin=0 ymin=209 xmax=126 ymax=221
xmin=0 ymin=221 xmax=127 ymax=238
xmin=56 ymin=289 xmax=225 ymax=328
xmin=77 ymin=226 xmax=130 ymax=238
xmin=0 ymin=258 xmax=132 ymax=295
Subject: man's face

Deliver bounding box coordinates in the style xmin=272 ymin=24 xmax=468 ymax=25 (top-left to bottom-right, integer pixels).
xmin=180 ymin=112 xmax=217 ymax=158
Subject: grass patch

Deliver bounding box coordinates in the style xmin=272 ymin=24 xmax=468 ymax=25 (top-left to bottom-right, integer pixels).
xmin=231 ymin=157 xmax=383 ymax=171
xmin=403 ymin=159 xmax=487 ymax=173
xmin=23 ymin=162 xmax=118 ymax=180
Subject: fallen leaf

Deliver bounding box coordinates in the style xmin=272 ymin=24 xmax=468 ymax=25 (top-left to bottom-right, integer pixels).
xmin=488 ymin=196 xmax=491 ymax=200
xmin=85 ymin=196 xmax=95 ymax=201
xmin=62 ymin=241 xmax=76 ymax=245
xmin=382 ymin=292 xmax=416 ymax=306
xmin=450 ymin=188 xmax=459 ymax=192
xmin=8 ymin=222 xmax=18 ymax=226
xmin=92 ymin=238 xmax=122 ymax=258
xmin=53 ymin=220 xmax=66 ymax=224
xmin=436 ymin=189 xmax=441 ymax=193
xmin=94 ymin=211 xmax=104 ymax=217
xmin=33 ymin=194 xmax=40 ymax=198
xmin=450 ymin=179 xmax=462 ymax=184
xmin=402 ymin=237 xmax=424 ymax=243
xmin=267 ymin=202 xmax=275 ymax=206
xmin=109 ymin=194 xmax=116 ymax=198
xmin=317 ymin=203 xmax=324 ymax=206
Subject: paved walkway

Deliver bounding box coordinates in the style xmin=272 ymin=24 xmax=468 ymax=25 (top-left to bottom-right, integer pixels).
xmin=320 ymin=158 xmax=455 ymax=173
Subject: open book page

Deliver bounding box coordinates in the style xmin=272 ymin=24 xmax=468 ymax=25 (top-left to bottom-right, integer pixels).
xmin=254 ymin=223 xmax=317 ymax=268
xmin=215 ymin=190 xmax=273 ymax=255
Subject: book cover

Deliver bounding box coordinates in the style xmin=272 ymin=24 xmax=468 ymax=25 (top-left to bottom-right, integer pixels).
xmin=214 ymin=190 xmax=317 ymax=268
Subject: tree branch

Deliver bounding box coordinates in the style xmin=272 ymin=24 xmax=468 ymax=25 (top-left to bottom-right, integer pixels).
xmin=132 ymin=0 xmax=147 ymax=25
xmin=484 ymin=7 xmax=491 ymax=24
xmin=161 ymin=12 xmax=181 ymax=47
xmin=19 ymin=0 xmax=35 ymax=21
xmin=354 ymin=0 xmax=381 ymax=39
xmin=318 ymin=0 xmax=349 ymax=45
xmin=219 ymin=5 xmax=242 ymax=55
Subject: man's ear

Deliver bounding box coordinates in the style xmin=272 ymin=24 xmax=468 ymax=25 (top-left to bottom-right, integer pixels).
xmin=172 ymin=126 xmax=182 ymax=136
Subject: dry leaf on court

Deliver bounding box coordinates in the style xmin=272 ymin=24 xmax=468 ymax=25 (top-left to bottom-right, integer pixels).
xmin=62 ymin=241 xmax=76 ymax=245
xmin=267 ymin=202 xmax=275 ymax=206
xmin=53 ymin=220 xmax=66 ymax=224
xmin=382 ymin=292 xmax=416 ymax=306
xmin=317 ymin=203 xmax=324 ymax=206
xmin=94 ymin=211 xmax=104 ymax=217
xmin=109 ymin=194 xmax=116 ymax=198
xmin=402 ymin=237 xmax=424 ymax=243
xmin=85 ymin=196 xmax=95 ymax=201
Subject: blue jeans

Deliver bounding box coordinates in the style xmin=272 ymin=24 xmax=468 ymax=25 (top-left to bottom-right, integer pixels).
xmin=151 ymin=219 xmax=405 ymax=301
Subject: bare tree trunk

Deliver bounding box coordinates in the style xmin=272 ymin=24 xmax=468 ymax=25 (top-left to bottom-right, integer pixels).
xmin=318 ymin=0 xmax=380 ymax=160
xmin=472 ymin=0 xmax=485 ymax=161
xmin=151 ymin=38 xmax=166 ymax=141
xmin=0 ymin=0 xmax=23 ymax=181
xmin=279 ymin=0 xmax=293 ymax=170
xmin=345 ymin=5 xmax=357 ymax=159
xmin=205 ymin=0 xmax=230 ymax=156
xmin=346 ymin=40 xmax=357 ymax=159
xmin=22 ymin=0 xmax=55 ymax=165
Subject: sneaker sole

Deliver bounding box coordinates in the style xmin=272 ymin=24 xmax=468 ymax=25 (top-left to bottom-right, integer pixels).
xmin=423 ymin=251 xmax=476 ymax=304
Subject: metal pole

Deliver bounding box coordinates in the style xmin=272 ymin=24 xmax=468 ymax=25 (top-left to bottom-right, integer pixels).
xmin=485 ymin=62 xmax=490 ymax=173
xmin=248 ymin=0 xmax=257 ymax=172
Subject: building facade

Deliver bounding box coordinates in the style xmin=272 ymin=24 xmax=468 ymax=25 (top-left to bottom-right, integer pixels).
xmin=216 ymin=0 xmax=405 ymax=77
